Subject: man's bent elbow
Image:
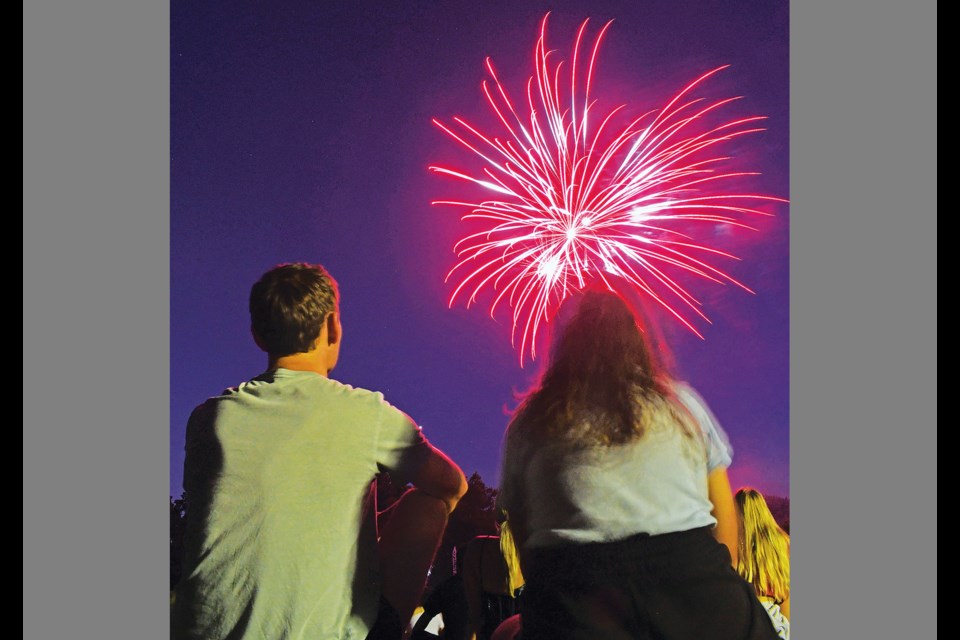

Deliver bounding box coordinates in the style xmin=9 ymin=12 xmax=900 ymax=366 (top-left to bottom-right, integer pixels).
xmin=413 ymin=450 xmax=469 ymax=514
xmin=452 ymin=470 xmax=468 ymax=504
xmin=440 ymin=468 xmax=468 ymax=513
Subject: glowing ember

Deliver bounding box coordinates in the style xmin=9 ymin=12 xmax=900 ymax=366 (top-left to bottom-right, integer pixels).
xmin=431 ymin=14 xmax=786 ymax=364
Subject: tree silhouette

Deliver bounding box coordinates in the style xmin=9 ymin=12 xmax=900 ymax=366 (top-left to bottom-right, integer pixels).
xmin=428 ymin=472 xmax=500 ymax=590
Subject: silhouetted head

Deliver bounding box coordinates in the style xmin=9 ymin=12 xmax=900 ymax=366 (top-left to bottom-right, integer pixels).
xmin=547 ymin=287 xmax=666 ymax=386
xmin=249 ymin=263 xmax=340 ymax=360
xmin=512 ymin=285 xmax=678 ymax=446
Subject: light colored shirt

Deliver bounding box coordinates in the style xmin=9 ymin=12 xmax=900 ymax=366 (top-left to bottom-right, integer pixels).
xmin=498 ymin=382 xmax=733 ymax=549
xmin=760 ymin=599 xmax=790 ymax=639
xmin=171 ymin=368 xmax=432 ymax=640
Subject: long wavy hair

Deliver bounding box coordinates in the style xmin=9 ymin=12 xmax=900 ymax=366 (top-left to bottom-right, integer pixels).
xmin=735 ymin=488 xmax=791 ymax=603
xmin=509 ymin=287 xmax=688 ymax=447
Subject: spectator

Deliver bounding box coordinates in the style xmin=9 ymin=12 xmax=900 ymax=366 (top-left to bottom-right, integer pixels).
xmin=735 ymin=487 xmax=791 ymax=639
xmin=171 ymin=262 xmax=467 ymax=640
xmin=497 ymin=288 xmax=779 ymax=639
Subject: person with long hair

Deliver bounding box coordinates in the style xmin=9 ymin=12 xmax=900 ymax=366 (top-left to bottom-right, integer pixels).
xmin=735 ymin=488 xmax=791 ymax=639
xmin=496 ymin=287 xmax=780 ymax=640
xmin=462 ymin=515 xmax=525 ymax=640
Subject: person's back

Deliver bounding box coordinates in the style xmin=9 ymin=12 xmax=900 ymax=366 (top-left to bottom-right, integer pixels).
xmin=497 ymin=289 xmax=779 ymax=640
xmin=172 ymin=371 xmax=434 ymax=638
xmin=735 ymin=488 xmax=791 ymax=640
xmin=500 ymin=387 xmax=725 ymax=549
xmin=171 ymin=263 xmax=467 ymax=640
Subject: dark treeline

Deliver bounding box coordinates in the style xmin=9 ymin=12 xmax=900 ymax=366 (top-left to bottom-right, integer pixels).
xmin=170 ymin=474 xmax=789 ymax=591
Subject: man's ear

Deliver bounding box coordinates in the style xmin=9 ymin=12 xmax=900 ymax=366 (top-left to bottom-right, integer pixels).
xmin=326 ymin=312 xmax=341 ymax=346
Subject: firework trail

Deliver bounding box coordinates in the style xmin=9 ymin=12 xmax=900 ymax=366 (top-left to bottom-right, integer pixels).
xmin=430 ymin=14 xmax=786 ymax=364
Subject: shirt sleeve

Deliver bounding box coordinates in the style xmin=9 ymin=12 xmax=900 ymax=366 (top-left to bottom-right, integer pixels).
xmin=374 ymin=394 xmax=433 ymax=486
xmin=674 ymin=382 xmax=734 ymax=471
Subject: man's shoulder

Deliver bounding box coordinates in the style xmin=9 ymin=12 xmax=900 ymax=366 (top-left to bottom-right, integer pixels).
xmin=188 ymin=396 xmax=218 ymax=421
xmin=189 ymin=373 xmax=406 ymax=432
xmin=304 ymin=376 xmax=398 ymax=415
xmin=321 ymin=376 xmax=386 ymax=402
xmin=203 ymin=370 xmax=383 ymax=397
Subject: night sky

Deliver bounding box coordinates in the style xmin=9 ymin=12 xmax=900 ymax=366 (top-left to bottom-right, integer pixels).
xmin=171 ymin=0 xmax=789 ymax=500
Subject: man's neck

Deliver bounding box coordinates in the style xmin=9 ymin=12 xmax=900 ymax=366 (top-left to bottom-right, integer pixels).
xmin=269 ymin=351 xmax=329 ymax=377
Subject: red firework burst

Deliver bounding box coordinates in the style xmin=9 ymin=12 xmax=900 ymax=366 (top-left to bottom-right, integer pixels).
xmin=430 ymin=14 xmax=787 ymax=364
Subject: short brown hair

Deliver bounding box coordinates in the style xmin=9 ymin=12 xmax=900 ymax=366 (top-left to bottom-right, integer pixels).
xmin=249 ymin=263 xmax=339 ymax=357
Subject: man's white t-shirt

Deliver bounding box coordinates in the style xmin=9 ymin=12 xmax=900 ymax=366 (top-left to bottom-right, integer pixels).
xmin=171 ymin=368 xmax=432 ymax=640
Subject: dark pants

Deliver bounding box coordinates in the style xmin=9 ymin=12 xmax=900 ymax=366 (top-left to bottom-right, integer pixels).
xmin=520 ymin=527 xmax=780 ymax=640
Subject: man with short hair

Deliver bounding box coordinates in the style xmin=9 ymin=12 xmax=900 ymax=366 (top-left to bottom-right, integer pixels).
xmin=171 ymin=262 xmax=468 ymax=640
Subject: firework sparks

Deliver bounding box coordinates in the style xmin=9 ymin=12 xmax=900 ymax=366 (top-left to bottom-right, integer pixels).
xmin=430 ymin=14 xmax=786 ymax=364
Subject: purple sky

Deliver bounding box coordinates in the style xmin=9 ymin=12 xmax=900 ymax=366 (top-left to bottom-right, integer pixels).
xmin=171 ymin=0 xmax=789 ymax=499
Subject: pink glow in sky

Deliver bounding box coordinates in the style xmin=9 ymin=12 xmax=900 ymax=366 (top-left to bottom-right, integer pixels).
xmin=432 ymin=14 xmax=787 ymax=364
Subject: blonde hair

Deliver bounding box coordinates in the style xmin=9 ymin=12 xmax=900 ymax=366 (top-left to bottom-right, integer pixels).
xmin=735 ymin=488 xmax=790 ymax=603
xmin=498 ymin=517 xmax=525 ymax=596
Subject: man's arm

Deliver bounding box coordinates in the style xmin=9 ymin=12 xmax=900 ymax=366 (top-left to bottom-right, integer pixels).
xmin=372 ymin=402 xmax=469 ymax=627
xmin=407 ymin=444 xmax=468 ymax=513
xmin=376 ymin=443 xmax=467 ymax=627
xmin=375 ymin=401 xmax=467 ymax=514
